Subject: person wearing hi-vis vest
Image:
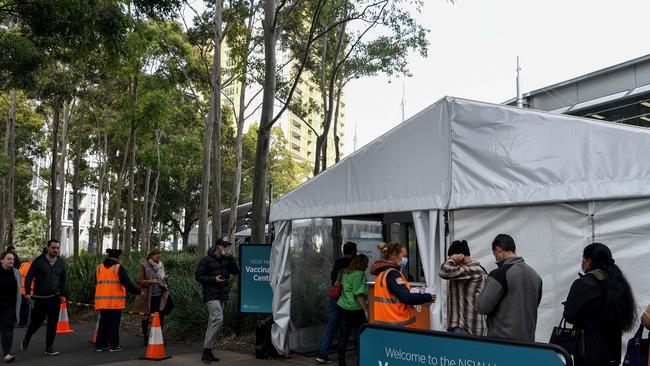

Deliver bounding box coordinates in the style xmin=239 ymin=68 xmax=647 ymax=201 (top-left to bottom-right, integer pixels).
xmin=370 ymin=242 xmax=435 ymax=328
xmin=17 ymin=258 xmax=32 ymax=328
xmin=94 ymin=249 xmax=141 ymax=352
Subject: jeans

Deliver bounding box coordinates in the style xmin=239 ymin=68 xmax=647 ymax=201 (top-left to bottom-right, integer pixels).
xmin=0 ymin=302 xmax=16 ymax=356
xmin=317 ymin=298 xmax=340 ymax=358
xmin=337 ymin=306 xmax=366 ymax=366
xmin=18 ymin=296 xmax=29 ymax=326
xmin=96 ymin=309 xmax=122 ymax=349
xmin=25 ymin=296 xmax=60 ymax=348
xmin=203 ymin=300 xmax=224 ymax=349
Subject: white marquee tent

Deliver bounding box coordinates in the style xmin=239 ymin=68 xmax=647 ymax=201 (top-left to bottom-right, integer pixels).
xmin=268 ymin=97 xmax=650 ymax=354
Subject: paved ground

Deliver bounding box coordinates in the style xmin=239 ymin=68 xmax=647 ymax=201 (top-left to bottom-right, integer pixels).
xmin=8 ymin=321 xmax=339 ymax=365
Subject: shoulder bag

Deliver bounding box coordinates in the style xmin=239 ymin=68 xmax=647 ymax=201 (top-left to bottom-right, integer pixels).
xmin=623 ymin=325 xmax=649 ymax=366
xmin=549 ymin=317 xmax=579 ymax=354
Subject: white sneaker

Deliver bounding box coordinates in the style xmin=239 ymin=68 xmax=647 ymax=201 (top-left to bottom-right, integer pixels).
xmin=3 ymin=354 xmax=15 ymax=363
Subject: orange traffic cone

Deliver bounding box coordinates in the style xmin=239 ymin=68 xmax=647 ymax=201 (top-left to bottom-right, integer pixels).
xmin=90 ymin=314 xmax=100 ymax=343
xmin=141 ymin=312 xmax=171 ymax=361
xmin=56 ymin=300 xmax=75 ymax=334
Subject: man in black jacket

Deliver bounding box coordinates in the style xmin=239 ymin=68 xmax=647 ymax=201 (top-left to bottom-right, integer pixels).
xmin=22 ymin=239 xmax=67 ymax=356
xmin=195 ymin=239 xmax=240 ymax=363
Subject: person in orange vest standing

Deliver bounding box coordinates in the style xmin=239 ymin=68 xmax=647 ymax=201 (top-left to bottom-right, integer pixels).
xmin=17 ymin=259 xmax=32 ymax=328
xmin=370 ymin=242 xmax=435 ymax=328
xmin=94 ymin=249 xmax=141 ymax=352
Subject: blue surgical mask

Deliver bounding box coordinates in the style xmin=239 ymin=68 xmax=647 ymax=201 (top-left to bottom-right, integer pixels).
xmin=400 ymin=257 xmax=408 ymax=267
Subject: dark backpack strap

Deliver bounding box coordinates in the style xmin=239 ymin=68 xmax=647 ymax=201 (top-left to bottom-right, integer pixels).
xmin=489 ymin=263 xmax=514 ymax=296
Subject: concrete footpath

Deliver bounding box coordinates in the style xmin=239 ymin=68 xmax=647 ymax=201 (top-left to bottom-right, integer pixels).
xmin=10 ymin=321 xmax=319 ymax=366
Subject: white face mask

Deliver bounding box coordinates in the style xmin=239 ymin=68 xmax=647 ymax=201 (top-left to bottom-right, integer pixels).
xmin=400 ymin=257 xmax=408 ymax=268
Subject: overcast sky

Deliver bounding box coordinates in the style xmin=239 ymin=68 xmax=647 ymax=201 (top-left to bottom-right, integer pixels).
xmin=344 ymin=0 xmax=650 ymax=151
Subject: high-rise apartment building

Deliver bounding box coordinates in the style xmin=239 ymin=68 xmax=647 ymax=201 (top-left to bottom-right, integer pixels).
xmin=30 ymin=154 xmax=107 ymax=256
xmin=221 ymin=43 xmax=347 ymax=173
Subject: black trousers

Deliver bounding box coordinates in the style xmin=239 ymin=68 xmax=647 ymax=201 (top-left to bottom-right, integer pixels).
xmin=0 ymin=302 xmax=16 ymax=356
xmin=337 ymin=306 xmax=367 ymax=366
xmin=25 ymin=296 xmax=60 ymax=348
xmin=141 ymin=295 xmax=165 ymax=340
xmin=18 ymin=296 xmax=29 ymax=326
xmin=96 ymin=309 xmax=122 ymax=349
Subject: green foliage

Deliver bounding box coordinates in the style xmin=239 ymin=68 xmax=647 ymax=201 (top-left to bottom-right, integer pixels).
xmin=242 ymin=124 xmax=311 ymax=201
xmin=14 ymin=210 xmax=48 ymax=260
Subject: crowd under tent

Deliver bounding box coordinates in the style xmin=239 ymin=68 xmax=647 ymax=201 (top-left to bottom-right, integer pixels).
xmin=267 ymin=96 xmax=650 ymax=354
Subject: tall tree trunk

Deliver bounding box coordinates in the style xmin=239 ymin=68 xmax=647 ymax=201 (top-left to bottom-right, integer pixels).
xmin=111 ymin=129 xmax=133 ymax=249
xmin=227 ymin=77 xmax=248 ymax=244
xmin=316 ymin=11 xmax=347 ymax=174
xmin=49 ymin=100 xmax=61 ymax=239
xmin=313 ymin=34 xmax=329 ymax=176
xmin=199 ymin=113 xmax=213 ymax=254
xmin=3 ymin=89 xmax=17 ymax=248
xmin=124 ymin=132 xmax=136 ymax=257
xmin=210 ymin=0 xmax=224 ymax=245
xmin=146 ymin=129 xmax=161 ymax=251
xmin=96 ymin=133 xmax=107 ymax=253
xmin=228 ymin=8 xmax=255 ymax=244
xmin=72 ymin=110 xmax=84 ymax=259
xmin=56 ymin=101 xmax=72 ymax=243
xmin=141 ymin=168 xmax=151 ymax=250
xmin=333 ymin=79 xmax=344 ymax=163
xmin=251 ymin=0 xmax=279 ymax=244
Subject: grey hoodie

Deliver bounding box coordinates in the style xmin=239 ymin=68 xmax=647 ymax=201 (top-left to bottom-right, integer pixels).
xmin=476 ymin=256 xmax=542 ymax=342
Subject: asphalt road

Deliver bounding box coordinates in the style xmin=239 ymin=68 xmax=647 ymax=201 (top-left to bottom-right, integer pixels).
xmin=8 ymin=321 xmax=330 ymax=365
xmin=10 ymin=321 xmax=197 ymax=365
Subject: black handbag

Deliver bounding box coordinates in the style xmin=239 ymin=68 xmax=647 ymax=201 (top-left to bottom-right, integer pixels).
xmin=549 ymin=317 xmax=579 ymax=354
xmin=623 ymin=325 xmax=649 ymax=366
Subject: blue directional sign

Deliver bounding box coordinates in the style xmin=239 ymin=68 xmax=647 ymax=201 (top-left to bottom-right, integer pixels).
xmin=360 ymin=325 xmax=571 ymax=366
xmin=238 ymin=244 xmax=273 ymax=314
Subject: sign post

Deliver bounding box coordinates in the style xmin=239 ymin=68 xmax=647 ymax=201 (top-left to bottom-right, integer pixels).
xmin=360 ymin=324 xmax=572 ymax=366
xmin=238 ymin=244 xmax=273 ymax=314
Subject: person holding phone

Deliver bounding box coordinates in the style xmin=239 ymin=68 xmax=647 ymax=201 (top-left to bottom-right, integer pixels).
xmin=195 ymin=239 xmax=240 ymax=363
xmin=134 ymin=248 xmax=171 ymax=345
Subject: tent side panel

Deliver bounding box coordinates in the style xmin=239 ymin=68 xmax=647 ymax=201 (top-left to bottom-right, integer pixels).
xmin=451 ymin=203 xmax=590 ymax=343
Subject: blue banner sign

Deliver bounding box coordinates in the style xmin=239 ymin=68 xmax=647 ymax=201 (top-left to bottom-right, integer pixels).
xmin=360 ymin=325 xmax=571 ymax=366
xmin=238 ymin=244 xmax=272 ymax=314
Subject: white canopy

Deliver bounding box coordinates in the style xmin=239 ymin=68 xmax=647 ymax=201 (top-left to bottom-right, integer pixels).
xmin=271 ymin=97 xmax=650 ymax=221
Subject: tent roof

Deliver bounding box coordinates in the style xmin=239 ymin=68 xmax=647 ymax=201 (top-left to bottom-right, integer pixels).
xmin=270 ymin=97 xmax=650 ymax=221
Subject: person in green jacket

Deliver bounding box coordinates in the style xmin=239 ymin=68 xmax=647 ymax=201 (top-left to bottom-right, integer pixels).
xmin=336 ymin=254 xmax=369 ymax=366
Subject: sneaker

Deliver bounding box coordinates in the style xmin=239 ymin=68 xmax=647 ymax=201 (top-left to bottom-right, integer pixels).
xmin=94 ymin=348 xmax=108 ymax=352
xmin=201 ymin=348 xmax=219 ymax=363
xmin=316 ymin=355 xmax=332 ymax=364
xmin=43 ymin=347 xmax=60 ymax=356
xmin=3 ymin=354 xmax=15 ymax=363
xmin=109 ymin=346 xmax=124 ymax=352
xmin=20 ymin=335 xmax=31 ymax=351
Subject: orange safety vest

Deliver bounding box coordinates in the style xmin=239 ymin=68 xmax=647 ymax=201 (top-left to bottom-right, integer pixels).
xmin=19 ymin=262 xmax=32 ymax=296
xmin=373 ymin=269 xmax=417 ymax=328
xmin=94 ymin=264 xmax=126 ymax=310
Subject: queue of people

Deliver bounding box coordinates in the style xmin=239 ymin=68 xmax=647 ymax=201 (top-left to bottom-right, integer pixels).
xmin=438 ymin=234 xmax=642 ymax=366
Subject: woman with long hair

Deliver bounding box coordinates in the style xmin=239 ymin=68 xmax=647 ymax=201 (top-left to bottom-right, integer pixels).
xmin=336 ymin=254 xmax=369 ymax=366
xmin=564 ymin=243 xmax=637 ymax=366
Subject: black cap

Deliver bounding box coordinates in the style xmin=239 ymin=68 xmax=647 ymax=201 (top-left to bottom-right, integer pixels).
xmin=215 ymin=238 xmax=232 ymax=247
xmin=448 ymin=240 xmax=470 ymax=256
